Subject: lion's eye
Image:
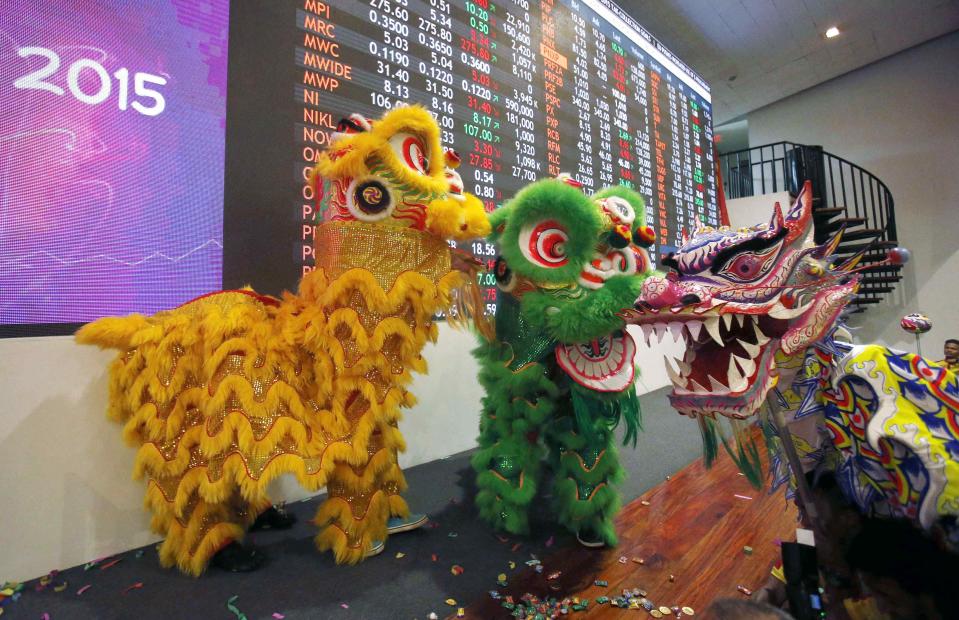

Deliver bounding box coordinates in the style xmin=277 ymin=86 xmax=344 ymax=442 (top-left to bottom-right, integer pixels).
xmin=519 ymin=220 xmax=569 ymax=268
xmin=389 ymin=133 xmax=429 ymax=174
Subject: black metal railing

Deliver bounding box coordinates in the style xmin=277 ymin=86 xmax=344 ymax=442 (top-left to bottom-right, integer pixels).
xmin=719 ymin=142 xmax=900 ymax=309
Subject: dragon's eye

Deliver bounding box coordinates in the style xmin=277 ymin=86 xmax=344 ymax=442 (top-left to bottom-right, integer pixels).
xmin=721 ymin=247 xmax=778 ymax=281
xmin=519 ymin=220 xmax=569 ymax=268
xmin=389 ymin=133 xmax=429 ymax=174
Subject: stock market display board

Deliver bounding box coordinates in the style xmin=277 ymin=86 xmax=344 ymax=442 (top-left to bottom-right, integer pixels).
xmin=225 ymin=0 xmax=719 ymax=313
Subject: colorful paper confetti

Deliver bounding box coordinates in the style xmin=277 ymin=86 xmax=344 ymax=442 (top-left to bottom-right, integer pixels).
xmin=76 ymin=585 xmax=91 ymax=596
xmin=227 ymin=595 xmax=248 ymax=620
xmin=122 ymin=582 xmax=143 ymax=595
xmin=99 ymin=559 xmax=122 ymax=571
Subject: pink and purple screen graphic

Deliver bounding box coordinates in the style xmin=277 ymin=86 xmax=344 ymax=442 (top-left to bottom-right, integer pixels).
xmin=0 ymin=0 xmax=228 ymax=334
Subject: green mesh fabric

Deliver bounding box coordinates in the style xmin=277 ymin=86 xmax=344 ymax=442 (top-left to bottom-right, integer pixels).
xmin=495 ymin=295 xmax=556 ymax=370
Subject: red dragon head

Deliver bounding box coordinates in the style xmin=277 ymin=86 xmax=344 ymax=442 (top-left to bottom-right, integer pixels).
xmin=620 ymin=182 xmax=883 ymax=420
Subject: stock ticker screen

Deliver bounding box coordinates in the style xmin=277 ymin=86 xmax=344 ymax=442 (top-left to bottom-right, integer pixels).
xmin=0 ymin=0 xmax=716 ymax=336
xmin=224 ymin=0 xmax=718 ymax=314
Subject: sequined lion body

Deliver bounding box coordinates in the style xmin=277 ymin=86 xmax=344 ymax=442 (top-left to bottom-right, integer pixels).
xmin=76 ymin=106 xmax=489 ymax=575
xmin=472 ymin=178 xmax=656 ymax=546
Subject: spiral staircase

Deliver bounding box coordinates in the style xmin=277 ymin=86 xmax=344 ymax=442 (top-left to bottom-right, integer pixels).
xmin=718 ymin=142 xmax=900 ymax=314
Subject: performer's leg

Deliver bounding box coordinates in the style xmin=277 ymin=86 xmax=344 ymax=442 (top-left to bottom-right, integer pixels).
xmin=472 ymin=398 xmax=549 ymax=536
xmin=314 ymin=424 xmax=394 ymax=563
xmin=547 ymin=410 xmax=624 ymax=547
xmin=148 ymin=483 xmax=268 ymax=575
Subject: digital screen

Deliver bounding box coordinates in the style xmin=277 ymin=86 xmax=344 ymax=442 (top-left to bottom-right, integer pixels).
xmin=0 ymin=0 xmax=228 ymax=337
xmin=1 ymin=0 xmax=715 ymax=336
xmin=224 ymin=0 xmax=717 ymax=310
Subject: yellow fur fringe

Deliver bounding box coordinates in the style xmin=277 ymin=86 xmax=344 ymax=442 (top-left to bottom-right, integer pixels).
xmin=77 ymin=263 xmax=460 ymax=576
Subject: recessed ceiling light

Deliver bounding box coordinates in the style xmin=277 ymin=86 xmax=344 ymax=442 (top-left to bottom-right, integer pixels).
xmin=825 ymin=26 xmax=840 ymax=38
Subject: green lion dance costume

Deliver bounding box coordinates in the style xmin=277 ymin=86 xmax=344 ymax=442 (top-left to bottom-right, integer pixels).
xmin=472 ymin=176 xmax=656 ymax=547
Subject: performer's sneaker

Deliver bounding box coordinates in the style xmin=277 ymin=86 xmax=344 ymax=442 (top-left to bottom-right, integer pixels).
xmin=387 ymin=513 xmax=428 ymax=534
xmin=211 ymin=541 xmax=265 ymax=572
xmin=366 ymin=540 xmax=386 ymax=557
xmin=250 ymin=505 xmax=297 ymax=531
xmin=576 ymin=529 xmax=606 ymax=548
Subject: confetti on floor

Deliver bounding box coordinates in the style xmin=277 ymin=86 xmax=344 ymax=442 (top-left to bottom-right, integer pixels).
xmin=227 ymin=595 xmax=248 ymax=620
xmin=122 ymin=582 xmax=143 ymax=595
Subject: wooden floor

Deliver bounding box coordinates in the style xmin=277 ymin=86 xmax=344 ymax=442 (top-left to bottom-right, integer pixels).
xmin=463 ymin=447 xmax=798 ymax=618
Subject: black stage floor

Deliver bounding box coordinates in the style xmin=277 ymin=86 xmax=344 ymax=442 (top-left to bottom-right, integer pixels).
xmin=5 ymin=387 xmax=701 ymax=620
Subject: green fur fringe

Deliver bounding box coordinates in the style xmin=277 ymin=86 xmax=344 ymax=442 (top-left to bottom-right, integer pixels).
xmin=699 ymin=415 xmax=764 ymax=489
xmin=570 ymin=382 xmax=642 ymax=448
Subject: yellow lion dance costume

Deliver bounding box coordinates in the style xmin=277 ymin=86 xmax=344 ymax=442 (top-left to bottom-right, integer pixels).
xmin=76 ymin=106 xmax=490 ymax=576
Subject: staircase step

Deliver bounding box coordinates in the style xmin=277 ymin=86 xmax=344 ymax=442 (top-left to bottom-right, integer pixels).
xmin=843 ymin=307 xmax=866 ymax=315
xmin=862 ymin=275 xmax=903 ymax=284
xmin=857 ymin=285 xmax=896 ymax=294
xmin=837 ymin=228 xmax=885 ymax=242
xmin=851 ymin=297 xmax=883 ymax=304
xmin=812 ymin=207 xmax=847 ymax=221
xmin=820 ymin=217 xmax=868 ymax=232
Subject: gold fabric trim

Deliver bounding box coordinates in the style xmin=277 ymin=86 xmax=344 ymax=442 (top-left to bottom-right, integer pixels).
xmin=314 ymin=221 xmax=452 ymax=290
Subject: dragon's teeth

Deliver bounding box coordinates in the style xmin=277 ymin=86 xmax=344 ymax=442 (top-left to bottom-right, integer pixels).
xmin=668 ymin=321 xmax=684 ymax=343
xmin=753 ymin=321 xmax=770 ymax=345
xmin=677 ymin=358 xmax=692 ymax=376
xmin=734 ymin=354 xmax=756 ymax=378
xmin=708 ymin=374 xmax=730 ymax=394
xmin=664 ymin=355 xmax=687 ymax=388
xmin=654 ymin=324 xmax=666 ymax=342
xmin=640 ymin=324 xmax=653 ymax=346
xmin=727 ymin=356 xmax=748 ymax=392
xmin=688 ymin=378 xmax=709 ymax=393
xmin=687 ymin=320 xmax=703 ymax=342
xmin=733 ymin=314 xmax=744 ymax=328
xmin=721 ymin=314 xmax=733 ymax=330
xmin=704 ymin=317 xmax=723 ymax=345
xmin=738 ymin=338 xmax=761 ymax=359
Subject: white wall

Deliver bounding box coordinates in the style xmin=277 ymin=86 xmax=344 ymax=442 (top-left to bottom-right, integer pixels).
xmin=726 ymin=191 xmax=792 ymax=229
xmin=0 ymin=322 xmax=674 ymax=581
xmin=747 ymin=32 xmax=959 ymax=352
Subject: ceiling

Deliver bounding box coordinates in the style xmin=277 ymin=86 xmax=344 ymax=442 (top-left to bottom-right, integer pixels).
xmin=620 ymin=0 xmax=959 ymax=124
